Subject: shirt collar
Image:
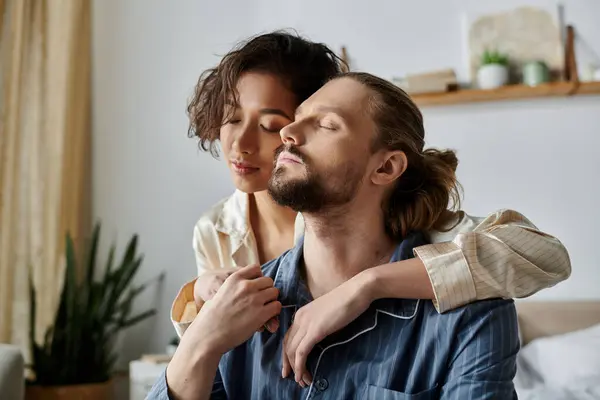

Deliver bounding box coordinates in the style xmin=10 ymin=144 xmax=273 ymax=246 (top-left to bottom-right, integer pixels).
xmin=273 ymin=232 xmax=427 ymax=319
xmin=215 ymin=191 xmax=307 ymax=245
xmin=215 ymin=190 xmax=249 ymax=238
xmin=273 ymin=236 xmax=312 ymax=308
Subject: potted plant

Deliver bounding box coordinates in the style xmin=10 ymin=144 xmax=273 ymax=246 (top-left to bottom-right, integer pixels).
xmin=477 ymin=49 xmax=509 ymax=89
xmin=26 ymin=224 xmax=158 ymax=400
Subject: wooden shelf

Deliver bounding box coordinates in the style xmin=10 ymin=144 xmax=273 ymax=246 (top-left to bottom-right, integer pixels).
xmin=412 ymin=81 xmax=600 ymax=107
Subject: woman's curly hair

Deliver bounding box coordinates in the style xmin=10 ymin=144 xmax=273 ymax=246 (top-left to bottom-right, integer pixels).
xmin=187 ymin=31 xmax=345 ymax=157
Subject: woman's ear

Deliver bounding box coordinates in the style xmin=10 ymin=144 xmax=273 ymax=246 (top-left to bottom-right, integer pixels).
xmin=371 ymin=151 xmax=407 ymax=186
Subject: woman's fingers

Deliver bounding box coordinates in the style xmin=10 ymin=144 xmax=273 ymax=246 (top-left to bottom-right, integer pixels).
xmin=281 ymin=326 xmax=295 ymax=378
xmin=232 ymin=264 xmax=263 ymax=280
xmin=294 ymin=335 xmax=315 ymax=386
xmin=263 ymin=300 xmax=282 ymax=321
xmin=265 ymin=317 xmax=279 ymax=333
xmin=258 ymin=287 xmax=279 ymax=304
xmin=302 ymin=371 xmax=312 ymax=388
xmin=285 ymin=325 xmax=307 ymax=385
xmin=251 ymin=276 xmax=275 ymax=291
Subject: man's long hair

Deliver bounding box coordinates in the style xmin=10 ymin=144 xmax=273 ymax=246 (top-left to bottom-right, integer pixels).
xmin=339 ymin=72 xmax=462 ymax=240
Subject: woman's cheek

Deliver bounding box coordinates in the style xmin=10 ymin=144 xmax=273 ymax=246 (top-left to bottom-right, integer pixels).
xmin=219 ymin=129 xmax=234 ymax=158
xmin=260 ymin=135 xmax=284 ymax=164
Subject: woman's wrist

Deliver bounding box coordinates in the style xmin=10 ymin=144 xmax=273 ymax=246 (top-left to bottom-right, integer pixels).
xmin=354 ymin=267 xmax=381 ymax=304
xmin=166 ymin=337 xmax=221 ymax=399
xmin=357 ymin=257 xmax=433 ymax=302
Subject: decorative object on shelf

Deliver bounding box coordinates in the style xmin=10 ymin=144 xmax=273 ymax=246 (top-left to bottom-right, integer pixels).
xmin=563 ymin=25 xmax=579 ymax=85
xmin=412 ymin=25 xmax=600 ymax=107
xmin=477 ymin=50 xmax=509 ymax=89
xmin=411 ymin=81 xmax=600 ymax=107
xmin=392 ymin=69 xmax=458 ymax=95
xmin=523 ymin=61 xmax=550 ymax=86
xmin=340 ymin=46 xmax=350 ymax=72
xmin=580 ymin=64 xmax=599 ymax=82
xmin=462 ymin=5 xmax=563 ymax=84
xmin=26 ymin=224 xmax=161 ymax=400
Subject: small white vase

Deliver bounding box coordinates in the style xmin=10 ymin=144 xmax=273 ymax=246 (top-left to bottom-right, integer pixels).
xmin=477 ymin=64 xmax=509 ymax=89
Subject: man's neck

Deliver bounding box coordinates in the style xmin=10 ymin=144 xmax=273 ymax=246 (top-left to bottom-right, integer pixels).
xmin=302 ymin=198 xmax=396 ymax=299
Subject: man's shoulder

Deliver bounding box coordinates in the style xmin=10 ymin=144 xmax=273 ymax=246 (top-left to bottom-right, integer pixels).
xmin=442 ymin=298 xmax=516 ymax=321
xmin=417 ymin=298 xmax=517 ymax=342
xmin=431 ymin=298 xmax=518 ymax=346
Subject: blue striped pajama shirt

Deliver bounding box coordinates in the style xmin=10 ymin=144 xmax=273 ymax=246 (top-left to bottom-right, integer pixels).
xmin=148 ymin=232 xmax=519 ymax=399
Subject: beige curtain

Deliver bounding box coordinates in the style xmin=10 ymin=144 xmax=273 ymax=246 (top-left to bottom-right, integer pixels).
xmin=0 ymin=0 xmax=91 ymax=357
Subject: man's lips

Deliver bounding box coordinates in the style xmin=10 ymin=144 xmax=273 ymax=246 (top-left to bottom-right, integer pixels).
xmin=276 ymin=152 xmax=302 ymax=165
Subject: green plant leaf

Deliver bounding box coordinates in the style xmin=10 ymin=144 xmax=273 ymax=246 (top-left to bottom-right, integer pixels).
xmin=481 ymin=49 xmax=509 ymax=66
xmin=28 ymin=224 xmax=157 ymax=385
xmin=120 ymin=309 xmax=156 ymax=328
xmin=84 ymin=224 xmax=101 ymax=307
xmin=28 ymin=268 xmax=36 ymax=350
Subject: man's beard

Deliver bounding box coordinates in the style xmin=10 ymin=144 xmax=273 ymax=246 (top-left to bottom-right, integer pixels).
xmin=268 ymin=145 xmax=364 ymax=213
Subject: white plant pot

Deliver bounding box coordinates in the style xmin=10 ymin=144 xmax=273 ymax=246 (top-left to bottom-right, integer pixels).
xmin=477 ymin=64 xmax=509 ymax=89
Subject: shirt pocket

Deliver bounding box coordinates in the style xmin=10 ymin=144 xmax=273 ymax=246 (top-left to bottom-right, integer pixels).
xmin=363 ymin=384 xmax=438 ymax=400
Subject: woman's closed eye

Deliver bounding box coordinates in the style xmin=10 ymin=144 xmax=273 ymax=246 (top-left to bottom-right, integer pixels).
xmin=260 ymin=124 xmax=281 ymax=133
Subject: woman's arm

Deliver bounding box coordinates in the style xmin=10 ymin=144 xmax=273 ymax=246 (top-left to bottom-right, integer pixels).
xmin=363 ymin=209 xmax=570 ymax=311
xmin=170 ymin=225 xmax=216 ymax=337
xmin=413 ymin=209 xmax=570 ymax=312
xmin=161 ymin=265 xmax=281 ymax=400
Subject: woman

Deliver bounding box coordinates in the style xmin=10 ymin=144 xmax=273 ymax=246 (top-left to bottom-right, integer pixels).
xmin=171 ymin=31 xmax=570 ymax=384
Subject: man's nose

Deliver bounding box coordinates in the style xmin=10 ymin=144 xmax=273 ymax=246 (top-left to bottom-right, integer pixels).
xmin=280 ymin=120 xmax=305 ymax=146
xmin=232 ymin=123 xmax=258 ymax=155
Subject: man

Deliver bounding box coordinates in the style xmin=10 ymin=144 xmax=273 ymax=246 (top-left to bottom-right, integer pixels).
xmin=150 ymin=72 xmax=519 ymax=399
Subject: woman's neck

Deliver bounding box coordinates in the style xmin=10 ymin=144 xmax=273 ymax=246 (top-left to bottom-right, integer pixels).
xmin=248 ymin=190 xmax=298 ymax=263
xmin=251 ymin=190 xmax=297 ymax=234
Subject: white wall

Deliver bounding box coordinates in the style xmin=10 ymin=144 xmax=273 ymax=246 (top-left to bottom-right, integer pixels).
xmin=93 ymin=0 xmax=600 ymax=357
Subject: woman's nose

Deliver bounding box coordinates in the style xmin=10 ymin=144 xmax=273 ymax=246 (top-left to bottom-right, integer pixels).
xmin=232 ymin=123 xmax=258 ymax=154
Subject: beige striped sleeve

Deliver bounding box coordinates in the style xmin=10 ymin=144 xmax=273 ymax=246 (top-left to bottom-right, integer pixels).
xmin=170 ymin=279 xmax=201 ymax=338
xmin=414 ymin=209 xmax=571 ymax=313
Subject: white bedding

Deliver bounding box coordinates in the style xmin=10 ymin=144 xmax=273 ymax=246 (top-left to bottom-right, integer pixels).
xmin=514 ymin=323 xmax=600 ymax=400
xmin=516 ymin=375 xmax=600 ymax=400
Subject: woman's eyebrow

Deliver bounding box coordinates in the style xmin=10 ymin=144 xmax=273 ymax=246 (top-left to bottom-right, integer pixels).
xmin=259 ymin=108 xmax=292 ymax=120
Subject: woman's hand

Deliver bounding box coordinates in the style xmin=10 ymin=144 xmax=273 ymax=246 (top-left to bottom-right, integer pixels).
xmin=190 ymin=264 xmax=282 ymax=354
xmin=281 ymin=271 xmax=376 ymax=387
xmin=194 ymin=268 xmax=239 ymax=305
xmin=194 ymin=266 xmax=280 ymax=333
xmin=167 ymin=264 xmax=282 ymax=398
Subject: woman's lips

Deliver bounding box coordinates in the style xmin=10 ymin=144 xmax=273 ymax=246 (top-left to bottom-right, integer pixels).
xmin=231 ymin=160 xmax=260 ymax=175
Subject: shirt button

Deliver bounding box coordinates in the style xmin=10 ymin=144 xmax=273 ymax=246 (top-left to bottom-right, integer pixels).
xmin=315 ymin=378 xmax=328 ymax=391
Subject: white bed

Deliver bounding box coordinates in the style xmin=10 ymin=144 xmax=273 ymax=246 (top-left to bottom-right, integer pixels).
xmin=514 ymin=301 xmax=600 ymax=400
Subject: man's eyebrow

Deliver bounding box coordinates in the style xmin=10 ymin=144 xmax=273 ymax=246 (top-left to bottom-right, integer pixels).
xmin=296 ymin=105 xmax=349 ymax=121
xmin=316 ymin=106 xmax=347 ymax=119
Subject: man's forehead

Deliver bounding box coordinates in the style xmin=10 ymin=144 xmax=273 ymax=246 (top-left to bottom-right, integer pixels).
xmin=298 ymin=78 xmax=371 ymax=116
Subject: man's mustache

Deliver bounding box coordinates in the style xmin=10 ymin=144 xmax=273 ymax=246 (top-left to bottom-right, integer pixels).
xmin=274 ymin=144 xmax=307 ymax=164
